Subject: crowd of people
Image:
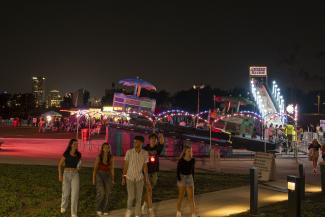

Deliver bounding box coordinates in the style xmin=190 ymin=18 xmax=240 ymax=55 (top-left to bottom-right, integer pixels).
xmin=263 ymin=123 xmax=325 ymax=174
xmin=262 ymin=123 xmax=322 ymax=151
xmin=36 ymin=116 xmax=108 ymax=134
xmin=58 ymin=133 xmax=197 ymax=217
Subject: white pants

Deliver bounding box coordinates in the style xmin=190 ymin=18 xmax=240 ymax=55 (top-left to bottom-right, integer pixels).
xmin=61 ymin=171 xmax=80 ymax=216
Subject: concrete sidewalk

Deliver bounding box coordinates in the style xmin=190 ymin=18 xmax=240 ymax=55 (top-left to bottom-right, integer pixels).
xmin=107 ymin=182 xmax=320 ymax=217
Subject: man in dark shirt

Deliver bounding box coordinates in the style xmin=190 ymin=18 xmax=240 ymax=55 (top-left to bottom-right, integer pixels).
xmin=141 ymin=133 xmax=165 ymax=217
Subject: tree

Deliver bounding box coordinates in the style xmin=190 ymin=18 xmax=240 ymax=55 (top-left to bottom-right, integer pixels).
xmin=61 ymin=93 xmax=73 ymax=109
xmin=82 ymin=89 xmax=90 ymax=107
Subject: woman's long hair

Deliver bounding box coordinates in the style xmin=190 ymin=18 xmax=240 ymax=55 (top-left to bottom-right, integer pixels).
xmin=99 ymin=143 xmax=112 ymax=165
xmin=178 ymin=145 xmax=192 ymax=161
xmin=312 ymin=139 xmax=320 ymax=146
xmin=64 ymin=138 xmax=81 ymax=158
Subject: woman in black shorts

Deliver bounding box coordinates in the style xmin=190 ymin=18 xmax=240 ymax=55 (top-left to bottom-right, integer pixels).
xmin=176 ymin=146 xmax=197 ymax=217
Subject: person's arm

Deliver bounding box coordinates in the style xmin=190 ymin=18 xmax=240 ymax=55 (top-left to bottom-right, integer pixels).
xmin=143 ymin=163 xmax=150 ymax=184
xmin=77 ymin=154 xmax=82 ymax=171
xmin=122 ymin=157 xmax=129 ymax=186
xmin=58 ymin=157 xmax=65 ymax=182
xmin=192 ymin=158 xmax=195 ymax=179
xmin=157 ymin=133 xmax=165 ymax=155
xmin=92 ymin=157 xmax=100 ymax=185
xmin=122 ymin=160 xmax=128 ymax=185
xmin=143 ymin=162 xmax=151 ymax=191
xmin=143 ymin=151 xmax=151 ymax=186
xmin=177 ymin=160 xmax=181 ymax=181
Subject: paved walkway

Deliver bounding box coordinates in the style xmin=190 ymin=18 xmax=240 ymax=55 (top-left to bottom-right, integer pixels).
xmin=0 ymin=138 xmax=320 ymax=184
xmin=107 ymin=181 xmax=320 ymax=217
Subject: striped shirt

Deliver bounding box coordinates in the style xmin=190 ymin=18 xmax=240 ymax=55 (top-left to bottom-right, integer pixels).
xmin=125 ymin=148 xmax=149 ymax=181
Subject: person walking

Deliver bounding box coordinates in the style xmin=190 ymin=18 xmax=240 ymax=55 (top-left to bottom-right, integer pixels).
xmin=268 ymin=123 xmax=275 ymax=142
xmin=176 ymin=146 xmax=197 ymax=217
xmin=285 ymin=124 xmax=295 ymax=152
xmin=93 ymin=143 xmax=115 ymax=216
xmin=58 ymin=139 xmax=82 ymax=217
xmin=321 ymin=143 xmax=325 ymax=162
xmin=122 ymin=136 xmax=151 ymax=217
xmin=308 ymin=139 xmax=321 ymax=175
xmin=141 ymin=133 xmax=165 ymax=217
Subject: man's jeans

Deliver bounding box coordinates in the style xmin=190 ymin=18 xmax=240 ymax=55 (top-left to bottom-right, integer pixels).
xmin=127 ymin=179 xmax=144 ymax=216
xmin=61 ymin=171 xmax=79 ymax=216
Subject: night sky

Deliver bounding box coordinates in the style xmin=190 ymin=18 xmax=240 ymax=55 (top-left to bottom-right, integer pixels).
xmin=1 ymin=2 xmax=324 ymax=97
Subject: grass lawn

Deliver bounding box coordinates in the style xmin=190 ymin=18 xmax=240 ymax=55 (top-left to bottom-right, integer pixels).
xmin=0 ymin=164 xmax=249 ymax=217
xmin=230 ymin=193 xmax=325 ymax=217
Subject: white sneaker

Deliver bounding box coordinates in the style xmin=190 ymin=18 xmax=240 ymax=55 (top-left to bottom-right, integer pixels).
xmin=141 ymin=202 xmax=147 ymax=214
xmin=60 ymin=208 xmax=66 ymax=213
xmin=176 ymin=210 xmax=182 ymax=217
xmin=125 ymin=209 xmax=132 ymax=217
xmin=97 ymin=211 xmax=103 ymax=215
xmin=149 ymin=208 xmax=156 ymax=217
xmin=103 ymin=213 xmax=109 ymax=216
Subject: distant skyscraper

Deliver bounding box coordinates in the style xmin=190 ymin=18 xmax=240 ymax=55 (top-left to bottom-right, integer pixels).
xmin=47 ymin=90 xmax=62 ymax=108
xmin=32 ymin=76 xmax=46 ymax=107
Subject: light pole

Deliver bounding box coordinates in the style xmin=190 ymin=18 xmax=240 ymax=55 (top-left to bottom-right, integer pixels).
xmin=76 ymin=112 xmax=80 ymax=140
xmin=317 ymin=94 xmax=320 ymax=114
xmin=193 ymin=84 xmax=205 ymax=127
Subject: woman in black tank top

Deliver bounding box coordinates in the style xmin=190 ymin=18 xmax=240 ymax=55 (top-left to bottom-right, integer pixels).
xmin=58 ymin=139 xmax=82 ymax=217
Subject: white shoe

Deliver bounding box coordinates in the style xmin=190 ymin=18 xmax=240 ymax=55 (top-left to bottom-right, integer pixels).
xmin=125 ymin=209 xmax=132 ymax=217
xmin=141 ymin=202 xmax=147 ymax=214
xmin=103 ymin=213 xmax=109 ymax=216
xmin=176 ymin=210 xmax=182 ymax=217
xmin=60 ymin=208 xmax=66 ymax=214
xmin=97 ymin=211 xmax=103 ymax=215
xmin=149 ymin=208 xmax=156 ymax=217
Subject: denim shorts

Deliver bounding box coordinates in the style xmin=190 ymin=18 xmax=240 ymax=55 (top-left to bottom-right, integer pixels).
xmin=177 ymin=175 xmax=194 ymax=187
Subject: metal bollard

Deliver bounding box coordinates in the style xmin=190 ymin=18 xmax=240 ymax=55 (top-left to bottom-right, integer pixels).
xmin=287 ymin=175 xmax=302 ymax=217
xmin=320 ymin=162 xmax=325 ymax=194
xmin=250 ymin=167 xmax=258 ymax=215
xmin=298 ymin=164 xmax=305 ymax=200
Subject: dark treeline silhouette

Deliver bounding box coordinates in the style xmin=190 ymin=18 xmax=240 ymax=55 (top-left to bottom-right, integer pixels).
xmin=1 ymin=86 xmax=325 ymax=119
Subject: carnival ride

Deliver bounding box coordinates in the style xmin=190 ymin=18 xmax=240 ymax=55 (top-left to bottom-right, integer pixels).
xmin=114 ymin=77 xmax=157 ymax=113
xmin=61 ymin=71 xmax=297 ymax=152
